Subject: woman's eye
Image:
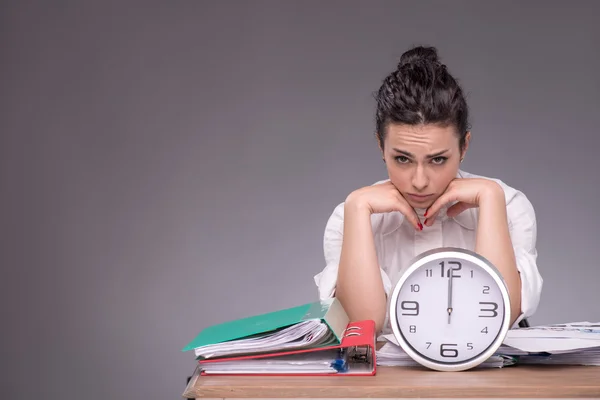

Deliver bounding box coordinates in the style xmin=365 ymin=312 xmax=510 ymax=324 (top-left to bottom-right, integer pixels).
xmin=432 ymin=157 xmax=447 ymax=165
xmin=395 ymin=156 xmax=410 ymax=164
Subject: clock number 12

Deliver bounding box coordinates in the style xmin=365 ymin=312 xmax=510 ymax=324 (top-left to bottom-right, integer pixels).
xmin=437 ymin=261 xmax=462 ymax=278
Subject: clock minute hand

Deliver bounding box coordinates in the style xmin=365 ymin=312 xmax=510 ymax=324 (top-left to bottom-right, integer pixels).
xmin=447 ymin=268 xmax=453 ymax=324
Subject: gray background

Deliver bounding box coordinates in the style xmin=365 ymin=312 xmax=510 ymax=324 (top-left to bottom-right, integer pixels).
xmin=1 ymin=1 xmax=599 ymax=399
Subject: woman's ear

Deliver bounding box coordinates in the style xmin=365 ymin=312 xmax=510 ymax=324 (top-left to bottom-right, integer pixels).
xmin=461 ymin=131 xmax=471 ymax=159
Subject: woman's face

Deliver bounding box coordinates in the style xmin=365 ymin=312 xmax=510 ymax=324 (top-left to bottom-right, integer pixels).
xmin=380 ymin=123 xmax=469 ymax=210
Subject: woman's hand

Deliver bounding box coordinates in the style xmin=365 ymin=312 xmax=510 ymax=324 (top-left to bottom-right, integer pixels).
xmin=423 ymin=178 xmax=504 ymax=226
xmin=345 ymin=181 xmax=423 ymax=231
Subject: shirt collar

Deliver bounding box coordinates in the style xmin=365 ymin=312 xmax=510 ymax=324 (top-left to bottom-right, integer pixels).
xmin=410 ymin=202 xmax=476 ymax=231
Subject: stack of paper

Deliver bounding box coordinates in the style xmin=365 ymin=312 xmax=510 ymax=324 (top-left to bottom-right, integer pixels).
xmin=192 ymin=320 xmax=336 ymax=359
xmin=376 ymin=322 xmax=600 ymax=368
xmin=499 ymin=321 xmax=600 ymax=366
xmin=199 ymin=348 xmax=348 ymax=374
xmin=376 ymin=334 xmax=517 ymax=368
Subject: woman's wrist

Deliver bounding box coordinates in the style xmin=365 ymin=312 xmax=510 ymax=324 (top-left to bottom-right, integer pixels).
xmin=344 ymin=193 xmax=372 ymax=216
xmin=478 ymin=181 xmax=505 ymax=209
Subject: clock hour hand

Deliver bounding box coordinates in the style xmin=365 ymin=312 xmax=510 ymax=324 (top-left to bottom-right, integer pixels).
xmin=447 ymin=268 xmax=454 ymax=324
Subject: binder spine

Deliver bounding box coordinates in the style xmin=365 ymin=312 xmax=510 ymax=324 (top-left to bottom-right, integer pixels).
xmin=341 ymin=325 xmax=372 ymax=365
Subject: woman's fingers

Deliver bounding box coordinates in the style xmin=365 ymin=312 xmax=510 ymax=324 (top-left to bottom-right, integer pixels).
xmin=424 ymin=192 xmax=453 ymax=224
xmin=396 ymin=193 xmax=422 ymax=231
xmin=424 ymin=209 xmax=439 ymax=226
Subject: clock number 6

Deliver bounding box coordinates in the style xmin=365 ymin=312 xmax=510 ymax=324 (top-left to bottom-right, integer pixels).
xmin=440 ymin=343 xmax=459 ymax=358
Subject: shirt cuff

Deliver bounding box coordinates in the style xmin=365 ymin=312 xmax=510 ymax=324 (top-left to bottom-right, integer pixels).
xmin=510 ymin=247 xmax=543 ymax=329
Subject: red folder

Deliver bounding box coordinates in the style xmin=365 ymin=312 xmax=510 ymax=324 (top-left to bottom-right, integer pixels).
xmin=196 ymin=319 xmax=376 ymax=376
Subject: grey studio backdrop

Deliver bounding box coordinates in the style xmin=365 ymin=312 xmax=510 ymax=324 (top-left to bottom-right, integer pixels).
xmin=1 ymin=1 xmax=599 ymax=399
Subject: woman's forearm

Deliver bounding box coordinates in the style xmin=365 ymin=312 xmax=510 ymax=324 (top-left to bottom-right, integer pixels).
xmin=475 ymin=185 xmax=522 ymax=326
xmin=336 ymin=201 xmax=387 ymax=333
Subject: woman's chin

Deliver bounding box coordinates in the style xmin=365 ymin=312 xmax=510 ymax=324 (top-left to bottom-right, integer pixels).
xmin=406 ymin=196 xmax=436 ymax=209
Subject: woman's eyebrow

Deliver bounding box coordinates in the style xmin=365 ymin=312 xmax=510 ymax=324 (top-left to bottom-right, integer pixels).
xmin=392 ymin=148 xmax=450 ymax=158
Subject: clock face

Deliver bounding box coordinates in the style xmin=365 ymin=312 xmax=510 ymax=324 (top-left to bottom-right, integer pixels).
xmin=392 ymin=253 xmax=507 ymax=366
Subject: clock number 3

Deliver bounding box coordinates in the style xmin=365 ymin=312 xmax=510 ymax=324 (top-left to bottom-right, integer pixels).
xmin=479 ymin=301 xmax=499 ymax=317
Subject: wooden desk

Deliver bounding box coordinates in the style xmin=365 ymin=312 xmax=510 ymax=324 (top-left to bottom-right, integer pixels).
xmin=182 ymin=365 xmax=600 ymax=399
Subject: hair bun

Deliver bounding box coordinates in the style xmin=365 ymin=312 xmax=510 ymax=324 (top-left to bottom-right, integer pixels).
xmin=398 ymin=46 xmax=440 ymax=68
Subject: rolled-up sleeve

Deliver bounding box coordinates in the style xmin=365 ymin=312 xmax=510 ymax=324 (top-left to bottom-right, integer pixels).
xmin=506 ymin=190 xmax=544 ymax=328
xmin=314 ymin=202 xmax=393 ymax=300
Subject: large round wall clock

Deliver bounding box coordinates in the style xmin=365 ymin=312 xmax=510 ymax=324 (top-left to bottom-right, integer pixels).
xmin=389 ymin=247 xmax=511 ymax=371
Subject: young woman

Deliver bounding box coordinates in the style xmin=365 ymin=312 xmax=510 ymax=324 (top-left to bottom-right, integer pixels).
xmin=314 ymin=46 xmax=543 ymax=335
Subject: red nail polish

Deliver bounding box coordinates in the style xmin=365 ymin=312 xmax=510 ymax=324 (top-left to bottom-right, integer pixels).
xmin=418 ymin=222 xmax=423 ymax=231
xmin=424 ymin=210 xmax=428 ymax=217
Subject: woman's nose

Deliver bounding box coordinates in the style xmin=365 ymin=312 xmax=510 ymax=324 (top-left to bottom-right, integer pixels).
xmin=411 ymin=167 xmax=429 ymax=191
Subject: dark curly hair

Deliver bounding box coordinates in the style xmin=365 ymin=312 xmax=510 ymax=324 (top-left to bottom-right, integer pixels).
xmin=374 ymin=46 xmax=470 ymax=153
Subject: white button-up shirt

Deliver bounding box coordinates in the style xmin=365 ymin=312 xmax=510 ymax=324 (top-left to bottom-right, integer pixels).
xmin=314 ymin=169 xmax=543 ymax=334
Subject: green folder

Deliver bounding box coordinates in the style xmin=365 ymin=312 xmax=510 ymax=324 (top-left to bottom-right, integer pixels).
xmin=182 ymin=297 xmax=349 ymax=352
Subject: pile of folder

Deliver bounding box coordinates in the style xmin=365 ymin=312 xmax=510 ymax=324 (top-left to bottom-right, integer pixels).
xmin=182 ymin=298 xmax=600 ymax=378
xmin=181 ymin=298 xmax=377 ymax=376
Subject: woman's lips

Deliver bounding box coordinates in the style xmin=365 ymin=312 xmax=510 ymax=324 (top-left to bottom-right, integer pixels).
xmin=407 ymin=193 xmax=434 ymax=202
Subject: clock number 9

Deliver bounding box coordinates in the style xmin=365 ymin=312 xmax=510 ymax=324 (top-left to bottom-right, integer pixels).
xmin=400 ymin=301 xmax=419 ymax=316
xmin=440 ymin=343 xmax=459 ymax=358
